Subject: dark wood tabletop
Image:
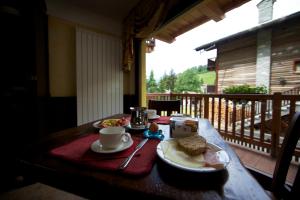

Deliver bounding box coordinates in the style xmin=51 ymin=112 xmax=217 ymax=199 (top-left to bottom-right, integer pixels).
xmin=17 ymin=114 xmax=270 ymax=200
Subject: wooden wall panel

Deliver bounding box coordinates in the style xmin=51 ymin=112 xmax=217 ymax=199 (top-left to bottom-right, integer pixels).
xmin=76 ymin=27 xmax=123 ymax=125
xmin=271 ymin=21 xmax=300 ymax=93
xmin=217 ymin=35 xmax=257 ymax=93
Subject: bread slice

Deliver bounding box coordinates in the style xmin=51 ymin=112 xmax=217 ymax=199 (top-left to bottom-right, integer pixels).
xmin=177 ymin=135 xmax=207 ymax=156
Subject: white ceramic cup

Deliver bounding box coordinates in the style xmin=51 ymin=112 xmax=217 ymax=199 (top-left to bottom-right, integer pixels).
xmin=146 ymin=109 xmax=157 ymax=118
xmin=99 ymin=127 xmax=131 ymax=149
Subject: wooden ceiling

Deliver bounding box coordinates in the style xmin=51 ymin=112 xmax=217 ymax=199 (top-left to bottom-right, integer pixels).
xmin=153 ymin=0 xmax=251 ymax=43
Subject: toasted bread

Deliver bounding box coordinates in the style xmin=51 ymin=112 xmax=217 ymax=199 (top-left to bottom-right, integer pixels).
xmin=177 ymin=135 xmax=207 ymax=156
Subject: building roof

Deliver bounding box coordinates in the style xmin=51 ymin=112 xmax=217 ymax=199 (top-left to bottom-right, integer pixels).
xmin=195 ymin=11 xmax=300 ymax=52
xmin=153 ymin=0 xmax=250 ymax=43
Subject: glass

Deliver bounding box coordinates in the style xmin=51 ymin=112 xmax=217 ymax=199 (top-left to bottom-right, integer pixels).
xmin=130 ymin=107 xmax=148 ymax=129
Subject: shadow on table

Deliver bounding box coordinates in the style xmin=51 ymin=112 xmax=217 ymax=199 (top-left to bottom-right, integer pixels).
xmin=157 ymin=159 xmax=228 ymax=193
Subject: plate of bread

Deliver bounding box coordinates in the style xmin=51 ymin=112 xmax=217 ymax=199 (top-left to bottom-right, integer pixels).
xmin=156 ymin=135 xmax=230 ymax=172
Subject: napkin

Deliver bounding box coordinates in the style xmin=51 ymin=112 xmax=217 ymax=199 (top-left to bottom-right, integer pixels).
xmin=49 ymin=134 xmax=160 ymax=176
xmin=152 ymin=116 xmax=171 ymax=124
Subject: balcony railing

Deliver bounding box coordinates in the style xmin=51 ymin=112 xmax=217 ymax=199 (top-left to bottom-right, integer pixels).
xmin=147 ymin=92 xmax=300 ymax=161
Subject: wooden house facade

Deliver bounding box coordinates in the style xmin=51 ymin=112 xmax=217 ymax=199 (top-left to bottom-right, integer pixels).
xmin=271 ymin=16 xmax=300 ymax=93
xmin=196 ymin=11 xmax=300 ymax=94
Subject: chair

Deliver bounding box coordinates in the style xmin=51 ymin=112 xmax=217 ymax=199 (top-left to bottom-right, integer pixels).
xmin=248 ymin=112 xmax=300 ymax=199
xmin=148 ymin=99 xmax=181 ymax=116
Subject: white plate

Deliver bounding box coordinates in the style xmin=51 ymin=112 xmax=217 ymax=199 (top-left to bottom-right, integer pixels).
xmin=92 ymin=119 xmax=129 ymax=129
xmin=90 ymin=137 xmax=133 ymax=153
xmin=92 ymin=121 xmax=102 ymax=128
xmin=156 ymin=139 xmax=230 ymax=172
xmin=148 ymin=115 xmax=160 ymax=120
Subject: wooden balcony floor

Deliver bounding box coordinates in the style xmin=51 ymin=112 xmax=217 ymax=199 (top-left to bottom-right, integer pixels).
xmin=229 ymin=143 xmax=299 ymax=185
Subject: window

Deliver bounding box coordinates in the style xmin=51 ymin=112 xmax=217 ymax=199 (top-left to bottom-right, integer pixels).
xmin=294 ymin=60 xmax=300 ymax=73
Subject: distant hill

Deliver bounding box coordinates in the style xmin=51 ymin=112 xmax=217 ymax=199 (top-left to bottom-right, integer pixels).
xmin=198 ymin=71 xmax=216 ymax=85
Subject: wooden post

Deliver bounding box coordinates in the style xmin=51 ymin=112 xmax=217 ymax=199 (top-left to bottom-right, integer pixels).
xmin=204 ymin=95 xmax=209 ymax=119
xmin=271 ymin=92 xmax=281 ymax=157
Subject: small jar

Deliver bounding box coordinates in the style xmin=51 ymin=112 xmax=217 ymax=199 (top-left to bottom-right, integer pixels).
xmin=170 ymin=117 xmax=198 ymax=138
xmin=130 ymin=107 xmax=148 ymax=129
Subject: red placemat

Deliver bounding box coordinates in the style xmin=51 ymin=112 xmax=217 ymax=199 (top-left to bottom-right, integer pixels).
xmin=49 ymin=134 xmax=160 ymax=176
xmin=152 ymin=116 xmax=171 ymax=124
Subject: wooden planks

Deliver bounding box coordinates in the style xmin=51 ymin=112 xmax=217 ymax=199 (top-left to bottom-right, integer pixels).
xmin=217 ymin=35 xmax=257 ymax=93
xmin=230 ymin=143 xmax=298 ymax=185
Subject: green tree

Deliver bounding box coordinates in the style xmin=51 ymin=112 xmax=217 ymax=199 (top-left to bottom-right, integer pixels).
xmin=157 ymin=69 xmax=177 ymax=93
xmin=157 ymin=72 xmax=168 ymax=93
xmin=168 ymin=69 xmax=177 ymax=92
xmin=197 ymin=65 xmax=208 ymax=73
xmin=174 ymin=67 xmax=203 ymax=93
xmin=147 ymin=70 xmax=158 ymax=93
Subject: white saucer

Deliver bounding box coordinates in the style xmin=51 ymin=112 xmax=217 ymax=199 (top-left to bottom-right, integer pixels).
xmin=148 ymin=115 xmax=160 ymax=120
xmin=90 ymin=138 xmax=133 ymax=153
xmin=127 ymin=124 xmax=148 ymax=130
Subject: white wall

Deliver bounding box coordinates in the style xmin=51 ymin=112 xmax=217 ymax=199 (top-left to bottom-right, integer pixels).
xmin=46 ymin=0 xmax=122 ymax=36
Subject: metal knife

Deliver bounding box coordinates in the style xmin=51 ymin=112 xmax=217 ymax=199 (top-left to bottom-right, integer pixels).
xmin=118 ymin=138 xmax=149 ymax=170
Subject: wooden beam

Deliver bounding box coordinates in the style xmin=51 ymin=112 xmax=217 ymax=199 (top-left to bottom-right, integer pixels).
xmin=171 ymin=16 xmax=208 ymax=39
xmin=154 ymin=14 xmax=209 ymax=43
xmin=154 ymin=33 xmax=176 ymax=43
xmin=152 ymin=0 xmax=248 ymax=43
xmin=201 ymin=0 xmax=225 ymax=22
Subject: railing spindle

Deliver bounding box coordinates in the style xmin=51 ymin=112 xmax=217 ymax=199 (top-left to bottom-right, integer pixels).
xmin=190 ymin=96 xmax=193 ymax=117
xmin=241 ymin=103 xmax=245 ymax=144
xmin=225 ymin=99 xmax=229 ymax=134
xmin=218 ymin=98 xmax=221 ymax=132
xmin=232 ymin=101 xmax=236 ymax=136
xmin=204 ymin=95 xmax=209 ymax=119
xmin=185 ymin=95 xmax=188 ymax=114
xmin=289 ymin=99 xmax=296 ymax=122
xmin=271 ymin=92 xmax=282 ymax=157
xmin=211 ymin=97 xmax=215 ymax=126
xmin=250 ymin=100 xmax=255 ymax=140
xmin=180 ymin=96 xmax=183 ymax=114
xmin=199 ymin=97 xmax=202 ymax=118
xmin=195 ymin=97 xmax=198 ymax=117
xmin=260 ymin=100 xmax=266 ymax=143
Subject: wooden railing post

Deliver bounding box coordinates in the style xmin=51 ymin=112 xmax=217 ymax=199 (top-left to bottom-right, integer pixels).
xmin=271 ymin=92 xmax=282 ymax=157
xmin=204 ymin=95 xmax=209 ymax=119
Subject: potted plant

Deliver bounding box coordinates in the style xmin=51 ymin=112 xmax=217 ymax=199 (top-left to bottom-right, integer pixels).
xmin=223 ymin=84 xmax=267 ymax=104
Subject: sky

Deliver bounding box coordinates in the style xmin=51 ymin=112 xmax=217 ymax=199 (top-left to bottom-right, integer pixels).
xmin=146 ymin=0 xmax=300 ymax=80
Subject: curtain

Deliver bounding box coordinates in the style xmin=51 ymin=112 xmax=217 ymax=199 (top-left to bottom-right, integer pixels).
xmin=122 ymin=0 xmax=173 ymax=72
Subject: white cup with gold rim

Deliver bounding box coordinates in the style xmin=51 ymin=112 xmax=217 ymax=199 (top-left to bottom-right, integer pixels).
xmin=99 ymin=127 xmax=131 ymax=149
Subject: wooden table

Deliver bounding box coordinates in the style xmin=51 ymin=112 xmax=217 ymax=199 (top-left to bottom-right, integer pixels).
xmin=17 ymin=114 xmax=270 ymax=200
